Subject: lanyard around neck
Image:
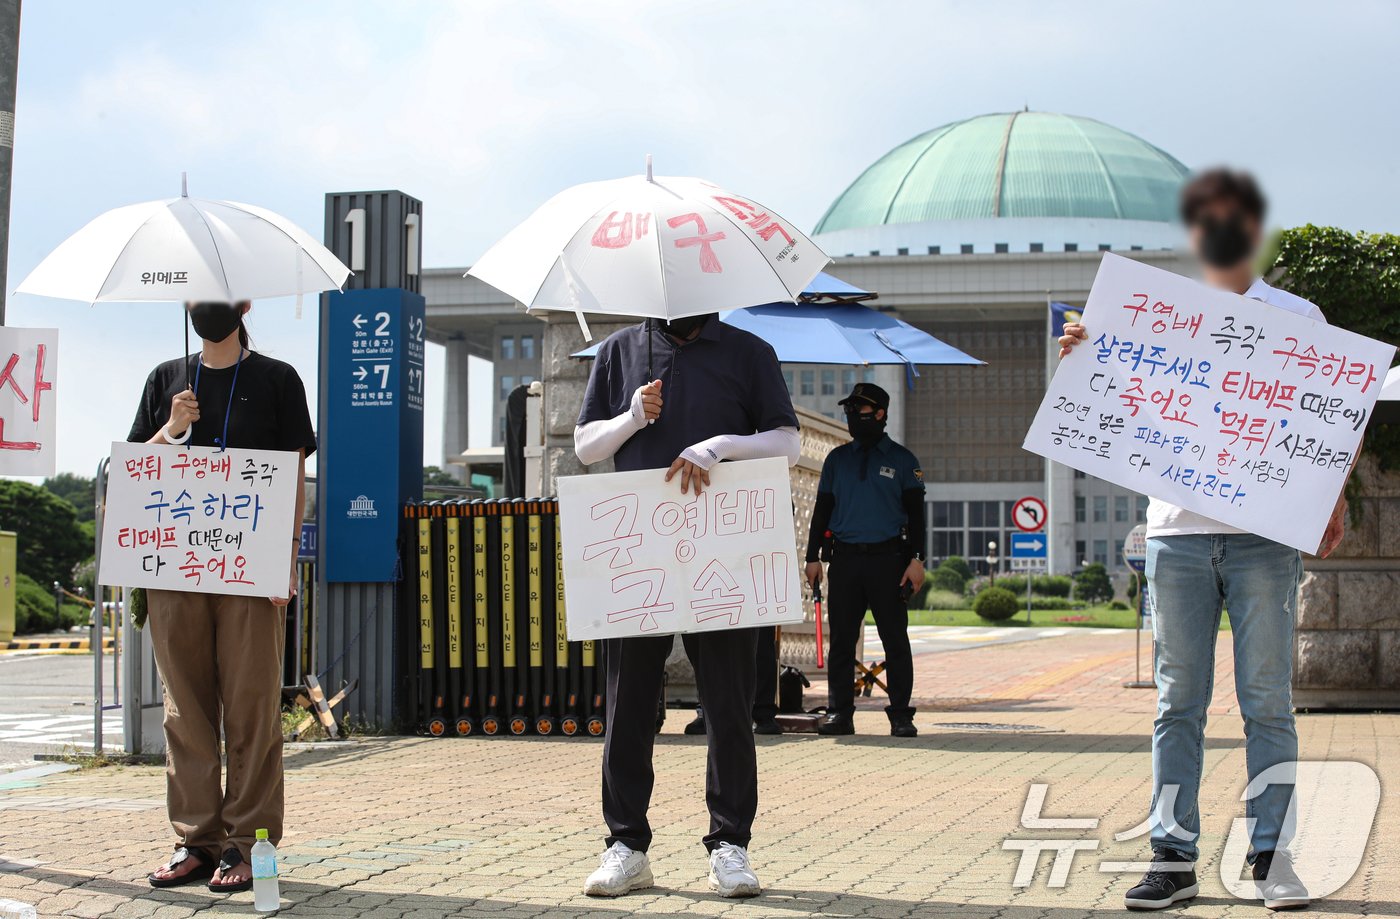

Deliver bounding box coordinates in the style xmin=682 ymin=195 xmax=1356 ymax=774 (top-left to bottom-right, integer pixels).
xmin=192 ymin=349 xmax=244 ymax=452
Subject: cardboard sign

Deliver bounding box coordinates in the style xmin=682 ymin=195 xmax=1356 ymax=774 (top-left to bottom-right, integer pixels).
xmin=1024 ymin=254 xmax=1395 ymax=554
xmin=557 ymin=456 xmax=804 ymax=640
xmin=99 ymin=442 xmax=299 ymax=597
xmin=0 ymin=327 xmax=57 ymax=476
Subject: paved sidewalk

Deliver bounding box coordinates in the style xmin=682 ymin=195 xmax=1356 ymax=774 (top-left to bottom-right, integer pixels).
xmin=1 ymin=629 xmax=1394 ymax=918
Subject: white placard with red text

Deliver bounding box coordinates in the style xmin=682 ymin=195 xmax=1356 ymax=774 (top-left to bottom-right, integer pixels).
xmin=0 ymin=326 xmax=57 ymax=476
xmin=558 ymin=457 xmax=804 ymax=640
xmin=1024 ymin=254 xmax=1395 ymax=554
xmin=99 ymin=442 xmax=299 ymax=597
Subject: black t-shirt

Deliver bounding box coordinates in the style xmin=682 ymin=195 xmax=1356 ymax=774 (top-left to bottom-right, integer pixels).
xmin=128 ymin=352 xmax=317 ymax=456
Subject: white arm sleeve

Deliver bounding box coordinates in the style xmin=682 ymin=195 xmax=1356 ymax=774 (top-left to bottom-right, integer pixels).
xmin=573 ymin=388 xmax=648 ymax=466
xmin=679 ymin=426 xmax=801 ymax=470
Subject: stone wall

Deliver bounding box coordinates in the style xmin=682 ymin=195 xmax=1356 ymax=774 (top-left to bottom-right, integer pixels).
xmin=1294 ymin=455 xmax=1400 ymax=709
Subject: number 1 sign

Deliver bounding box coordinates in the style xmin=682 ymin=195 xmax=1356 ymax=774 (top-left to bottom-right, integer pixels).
xmin=557 ymin=457 xmax=805 ymax=640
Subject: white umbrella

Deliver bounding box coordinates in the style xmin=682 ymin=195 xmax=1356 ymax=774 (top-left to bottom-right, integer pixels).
xmin=467 ymin=157 xmax=830 ymax=340
xmin=17 ymin=176 xmax=349 ymax=306
xmin=1381 ymin=365 xmax=1400 ymax=401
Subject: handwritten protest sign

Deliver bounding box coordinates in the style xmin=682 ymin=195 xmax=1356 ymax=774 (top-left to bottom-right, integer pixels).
xmin=1025 ymin=254 xmax=1395 ymax=554
xmin=99 ymin=442 xmax=299 ymax=597
xmin=0 ymin=327 xmax=57 ymax=476
xmin=558 ymin=456 xmax=804 ymax=640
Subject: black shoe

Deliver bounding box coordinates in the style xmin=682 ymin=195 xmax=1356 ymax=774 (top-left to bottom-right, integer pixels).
xmin=684 ymin=713 xmax=707 ymax=735
xmin=1124 ymin=847 xmax=1198 ymax=910
xmin=753 ymin=718 xmax=782 ymax=735
xmin=816 ymin=714 xmax=854 ymax=736
xmin=890 ymin=718 xmax=917 ymax=738
xmin=1253 ymin=850 xmax=1309 ymax=911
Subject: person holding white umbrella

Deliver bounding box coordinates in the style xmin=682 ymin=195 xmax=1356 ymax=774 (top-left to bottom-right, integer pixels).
xmin=17 ymin=180 xmax=346 ymax=896
xmin=469 ymin=160 xmax=824 ymax=899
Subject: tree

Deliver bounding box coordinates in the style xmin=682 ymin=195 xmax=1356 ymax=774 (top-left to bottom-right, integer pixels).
xmin=42 ymin=472 xmax=97 ymax=522
xmin=928 ymin=564 xmax=967 ymax=595
xmin=1267 ymin=226 xmax=1400 ymax=469
xmin=0 ymin=479 xmax=92 ymax=587
xmin=1073 ymin=562 xmax=1115 ymax=605
xmin=423 ymin=465 xmax=459 ymax=487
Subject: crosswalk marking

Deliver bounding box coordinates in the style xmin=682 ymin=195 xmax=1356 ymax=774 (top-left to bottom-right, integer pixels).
xmin=0 ymin=713 xmax=123 ymax=748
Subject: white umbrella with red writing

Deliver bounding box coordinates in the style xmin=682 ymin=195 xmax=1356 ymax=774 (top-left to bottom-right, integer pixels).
xmin=467 ymin=156 xmax=830 ymax=341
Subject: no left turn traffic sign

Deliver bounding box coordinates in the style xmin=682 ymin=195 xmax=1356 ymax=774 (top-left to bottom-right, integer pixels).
xmin=1012 ymin=496 xmax=1047 ymax=533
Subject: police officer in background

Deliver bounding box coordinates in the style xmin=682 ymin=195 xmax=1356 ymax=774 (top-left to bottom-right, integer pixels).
xmin=805 ymin=383 xmax=926 ymax=738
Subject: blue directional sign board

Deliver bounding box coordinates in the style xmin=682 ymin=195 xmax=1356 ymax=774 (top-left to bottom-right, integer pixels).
xmin=1010 ymin=532 xmax=1048 ymax=558
xmin=321 ymin=287 xmax=425 ymax=582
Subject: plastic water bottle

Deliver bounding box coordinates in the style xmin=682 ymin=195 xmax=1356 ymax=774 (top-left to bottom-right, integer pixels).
xmin=0 ymin=899 xmax=36 ymax=919
xmin=252 ymin=828 xmax=280 ymax=912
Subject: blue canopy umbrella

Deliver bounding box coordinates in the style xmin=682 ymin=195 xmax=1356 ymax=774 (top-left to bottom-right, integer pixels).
xmin=573 ymin=299 xmax=983 ymax=388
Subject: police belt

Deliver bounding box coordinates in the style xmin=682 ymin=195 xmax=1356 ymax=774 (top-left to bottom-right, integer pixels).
xmin=831 ymin=537 xmax=904 ymax=557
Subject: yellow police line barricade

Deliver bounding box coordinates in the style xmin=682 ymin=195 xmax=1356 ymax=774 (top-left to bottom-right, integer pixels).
xmin=401 ymin=498 xmax=606 ymax=738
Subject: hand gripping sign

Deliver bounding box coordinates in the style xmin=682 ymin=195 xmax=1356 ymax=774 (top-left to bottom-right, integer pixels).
xmin=1024 ymin=254 xmax=1395 ymax=554
xmin=557 ymin=457 xmax=805 ymax=640
xmin=100 ymin=442 xmax=299 ymax=598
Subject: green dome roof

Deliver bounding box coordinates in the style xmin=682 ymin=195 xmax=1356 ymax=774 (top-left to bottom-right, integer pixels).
xmin=814 ymin=112 xmax=1189 ymax=234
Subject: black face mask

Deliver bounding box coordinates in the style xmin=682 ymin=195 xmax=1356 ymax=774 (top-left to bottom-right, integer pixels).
xmin=660 ymin=313 xmax=714 ymax=340
xmin=188 ymin=302 xmax=243 ymax=343
xmin=846 ymin=411 xmax=885 ymax=444
xmin=1197 ymin=214 xmax=1253 ymax=269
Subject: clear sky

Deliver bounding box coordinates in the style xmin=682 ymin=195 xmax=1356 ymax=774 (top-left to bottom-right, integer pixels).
xmin=7 ymin=0 xmax=1398 ymax=475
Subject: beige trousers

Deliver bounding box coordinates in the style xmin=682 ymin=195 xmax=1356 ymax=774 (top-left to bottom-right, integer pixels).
xmin=146 ymin=589 xmax=286 ymax=860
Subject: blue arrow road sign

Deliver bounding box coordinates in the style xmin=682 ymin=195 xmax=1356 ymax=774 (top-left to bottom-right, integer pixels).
xmin=1010 ymin=533 xmax=1048 ymax=558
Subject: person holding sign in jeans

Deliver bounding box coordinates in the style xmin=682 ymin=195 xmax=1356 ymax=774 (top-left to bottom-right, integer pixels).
xmin=130 ymin=302 xmax=315 ymax=895
xmin=574 ymin=313 xmax=800 ymax=899
xmin=1059 ymin=170 xmax=1346 ymax=912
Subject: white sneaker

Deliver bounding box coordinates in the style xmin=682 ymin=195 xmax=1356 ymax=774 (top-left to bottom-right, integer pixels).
xmin=583 ymin=842 xmax=653 ymax=897
xmin=708 ymin=842 xmax=761 ymax=898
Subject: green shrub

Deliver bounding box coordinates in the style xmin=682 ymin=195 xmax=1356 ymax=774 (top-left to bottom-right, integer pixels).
xmin=972 ymin=586 xmax=1019 ymax=621
xmin=921 ymin=589 xmax=968 ymax=611
xmin=1108 ymin=600 xmax=1130 ymax=611
xmin=13 ymin=573 xmax=87 ymax=634
xmin=928 ymin=565 xmax=967 ymax=595
xmin=1027 ymin=597 xmax=1078 ymax=611
xmin=1074 ymin=563 xmax=1115 ymax=604
xmin=1033 ymin=575 xmax=1073 ymax=598
xmin=939 ymin=555 xmax=973 ymax=583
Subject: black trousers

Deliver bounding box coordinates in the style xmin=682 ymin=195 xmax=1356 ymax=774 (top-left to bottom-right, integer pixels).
xmin=602 ymin=628 xmax=759 ymax=852
xmin=690 ymin=625 xmax=778 ymax=722
xmin=826 ymin=550 xmax=915 ymax=721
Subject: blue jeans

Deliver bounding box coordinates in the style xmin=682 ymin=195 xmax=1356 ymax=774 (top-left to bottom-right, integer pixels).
xmin=1146 ymin=533 xmax=1301 ymax=861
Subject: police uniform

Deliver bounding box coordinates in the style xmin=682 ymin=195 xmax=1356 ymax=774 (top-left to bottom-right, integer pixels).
xmin=806 ymin=383 xmax=925 ymax=733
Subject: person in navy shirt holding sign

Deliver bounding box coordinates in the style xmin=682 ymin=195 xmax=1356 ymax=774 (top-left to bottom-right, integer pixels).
xmin=130 ymin=301 xmax=315 ymax=896
xmin=573 ymin=312 xmax=799 ymax=900
xmin=804 ymin=382 xmax=926 ymax=738
xmin=1059 ymin=170 xmax=1343 ymax=912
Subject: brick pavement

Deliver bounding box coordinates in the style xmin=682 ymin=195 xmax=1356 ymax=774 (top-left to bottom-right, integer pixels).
xmin=0 ymin=629 xmax=1394 ymax=918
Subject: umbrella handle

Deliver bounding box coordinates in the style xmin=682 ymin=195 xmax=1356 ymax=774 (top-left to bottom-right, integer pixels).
xmin=184 ymin=308 xmax=192 ymax=391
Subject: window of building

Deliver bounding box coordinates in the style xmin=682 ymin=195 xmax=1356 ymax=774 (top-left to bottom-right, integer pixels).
xmin=1092 ymin=495 xmax=1107 ymax=522
xmin=1064 ymin=243 xmax=1079 ymax=253
xmin=897 ymin=247 xmax=909 ymax=256
xmin=521 ymin=375 xmax=534 ymax=387
xmin=1114 ymin=539 xmax=1125 ymax=564
xmin=841 ymin=369 xmax=856 ymax=390
xmin=820 ymin=369 xmax=836 ymax=395
xmin=1136 ymin=495 xmax=1149 ymax=522
xmin=1114 ymin=495 xmax=1129 ymax=522
xmin=1093 ymin=539 xmax=1109 ymax=565
xmin=1130 ymin=245 xmax=1143 ymax=251
xmin=500 ymin=337 xmax=515 ymax=360
xmin=1075 ymin=540 xmax=1087 ymax=566
xmin=499 ymin=375 xmax=514 ymax=400
xmin=520 ymin=335 xmax=535 ymax=359
xmin=960 ymin=244 xmax=974 ymax=254
xmin=994 ymin=242 xmax=1009 ymax=254
xmin=1074 ymin=469 xmax=1086 ymax=479
xmin=931 ymin=501 xmax=964 ymax=528
xmin=1030 ymin=242 xmax=1044 ymax=253
xmin=1074 ymin=496 xmax=1086 ymax=523
xmin=869 ymin=250 xmax=880 ymax=257
xmin=782 ymin=370 xmax=794 ymax=393
xmin=1098 ymin=243 xmax=1111 ymax=252
xmin=927 ymin=245 xmax=941 ymax=255
xmin=799 ymin=370 xmax=815 ymax=396
xmin=862 ymin=367 xmax=875 ymax=383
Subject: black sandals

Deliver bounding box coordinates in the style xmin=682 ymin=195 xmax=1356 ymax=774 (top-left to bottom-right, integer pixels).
xmin=147 ymin=846 xmax=216 ymax=888
xmin=207 ymin=847 xmax=254 ymax=893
